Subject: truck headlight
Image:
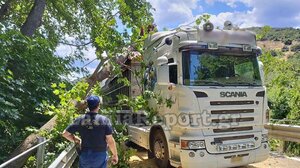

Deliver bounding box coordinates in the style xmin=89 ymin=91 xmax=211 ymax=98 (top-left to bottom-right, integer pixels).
xmin=181 ymin=140 xmax=205 ymax=149
xmin=262 ymin=134 xmax=268 ymax=142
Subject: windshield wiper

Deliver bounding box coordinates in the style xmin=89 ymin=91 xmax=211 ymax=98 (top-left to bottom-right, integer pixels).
xmin=196 ymin=80 xmax=225 ymax=86
xmin=224 ymin=82 xmax=259 ymax=86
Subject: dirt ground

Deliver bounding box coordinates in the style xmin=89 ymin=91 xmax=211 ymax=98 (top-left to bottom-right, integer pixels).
xmin=129 ymin=148 xmax=300 ymax=168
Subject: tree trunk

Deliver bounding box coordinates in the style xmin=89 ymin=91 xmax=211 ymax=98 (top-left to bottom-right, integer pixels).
xmin=85 ymin=58 xmax=109 ymax=95
xmin=20 ymin=0 xmax=46 ymax=37
xmin=8 ymin=51 xmax=136 ymax=167
xmin=7 ymin=116 xmax=57 ymax=167
xmin=0 ymin=0 xmax=12 ymax=21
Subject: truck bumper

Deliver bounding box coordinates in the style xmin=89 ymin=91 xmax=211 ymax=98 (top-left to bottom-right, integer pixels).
xmin=179 ymin=142 xmax=269 ymax=168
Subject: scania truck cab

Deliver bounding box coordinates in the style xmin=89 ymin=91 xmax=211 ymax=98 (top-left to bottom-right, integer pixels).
xmin=105 ymin=21 xmax=269 ymax=168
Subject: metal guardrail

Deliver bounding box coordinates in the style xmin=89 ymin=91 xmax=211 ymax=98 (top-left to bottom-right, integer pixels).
xmin=0 ymin=137 xmax=48 ymax=168
xmin=48 ymin=144 xmax=77 ymax=168
xmin=265 ymin=123 xmax=300 ymax=143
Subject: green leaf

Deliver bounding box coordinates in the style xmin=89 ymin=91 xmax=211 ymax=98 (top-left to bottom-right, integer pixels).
xmin=53 ymin=89 xmax=60 ymax=95
xmin=195 ymin=18 xmax=201 ymax=25
xmin=7 ymin=69 xmax=13 ymax=76
xmin=51 ymin=83 xmax=57 ymax=88
xmin=59 ymin=83 xmax=66 ymax=89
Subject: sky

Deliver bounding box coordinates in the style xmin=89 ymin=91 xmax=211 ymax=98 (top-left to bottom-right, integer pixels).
xmin=60 ymin=0 xmax=300 ymax=80
xmin=149 ymin=0 xmax=300 ymax=29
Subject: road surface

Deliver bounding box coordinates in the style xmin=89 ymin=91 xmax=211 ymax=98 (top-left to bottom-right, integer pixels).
xmin=129 ymin=148 xmax=300 ymax=168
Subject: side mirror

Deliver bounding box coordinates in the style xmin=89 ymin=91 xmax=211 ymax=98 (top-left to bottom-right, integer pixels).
xmin=256 ymin=47 xmax=262 ymax=56
xmin=157 ymin=64 xmax=169 ymax=84
xmin=258 ymin=61 xmax=265 ymax=85
xmin=157 ymin=55 xmax=168 ymax=66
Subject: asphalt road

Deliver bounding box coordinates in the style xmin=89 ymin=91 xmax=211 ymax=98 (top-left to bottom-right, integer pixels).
xmin=129 ymin=149 xmax=300 ymax=168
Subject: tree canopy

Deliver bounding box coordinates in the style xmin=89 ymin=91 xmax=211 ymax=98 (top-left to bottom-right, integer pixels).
xmin=0 ymin=0 xmax=153 ymax=163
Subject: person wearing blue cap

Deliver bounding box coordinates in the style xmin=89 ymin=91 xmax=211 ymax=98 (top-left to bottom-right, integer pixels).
xmin=62 ymin=95 xmax=118 ymax=168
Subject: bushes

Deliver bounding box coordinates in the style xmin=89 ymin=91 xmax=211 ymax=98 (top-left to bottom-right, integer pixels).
xmin=260 ymin=51 xmax=300 ymax=120
xmin=260 ymin=51 xmax=300 ymax=156
xmin=0 ymin=30 xmax=73 ymax=163
xmin=248 ymin=27 xmax=300 ymax=42
xmin=291 ymin=44 xmax=300 ymax=52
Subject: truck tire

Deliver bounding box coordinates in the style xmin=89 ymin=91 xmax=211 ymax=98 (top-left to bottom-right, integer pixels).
xmin=151 ymin=130 xmax=171 ymax=168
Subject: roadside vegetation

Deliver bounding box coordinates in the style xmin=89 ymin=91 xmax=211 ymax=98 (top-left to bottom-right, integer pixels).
xmin=0 ymin=0 xmax=153 ymax=166
xmin=260 ymin=49 xmax=300 ymax=156
xmin=248 ymin=27 xmax=300 ymax=42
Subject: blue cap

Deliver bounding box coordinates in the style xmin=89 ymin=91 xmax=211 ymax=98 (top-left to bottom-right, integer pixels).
xmin=87 ymin=95 xmax=100 ymax=110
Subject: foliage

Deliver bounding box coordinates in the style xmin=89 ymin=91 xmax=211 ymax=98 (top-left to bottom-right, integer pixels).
xmin=24 ymin=156 xmax=36 ymax=168
xmin=0 ymin=30 xmax=73 ymax=124
xmin=101 ymin=107 xmax=138 ymax=168
xmin=290 ymin=43 xmax=300 ymax=52
xmin=1 ymin=0 xmax=153 ymax=47
xmin=269 ymin=139 xmax=300 ymax=157
xmin=260 ymin=50 xmax=300 ymax=156
xmin=1 ymin=0 xmax=154 ymax=164
xmin=0 ymin=30 xmax=74 ymax=162
xmin=260 ymin=51 xmax=300 ymax=120
xmin=248 ymin=27 xmax=300 ymax=42
xmin=288 ymin=52 xmax=300 ymax=67
xmin=195 ymin=14 xmax=211 ymax=26
xmin=285 ymin=142 xmax=300 ymax=156
xmin=256 ymin=25 xmax=271 ymax=40
xmin=0 ymin=122 xmax=28 ymax=162
xmin=96 ymin=63 xmax=175 ymax=167
xmin=24 ymin=81 xmax=90 ymax=167
xmin=269 ymin=138 xmax=281 ymax=151
xmin=23 ymin=26 xmax=155 ymax=168
xmin=115 ymin=92 xmax=162 ymax=124
xmin=34 ymin=78 xmax=161 ymax=167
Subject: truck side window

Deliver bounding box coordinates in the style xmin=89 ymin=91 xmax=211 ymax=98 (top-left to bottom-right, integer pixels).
xmin=169 ymin=64 xmax=178 ymax=84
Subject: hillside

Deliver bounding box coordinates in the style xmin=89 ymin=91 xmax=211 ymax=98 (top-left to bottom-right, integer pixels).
xmin=246 ymin=27 xmax=300 ymax=59
xmin=247 ymin=27 xmax=300 ymax=42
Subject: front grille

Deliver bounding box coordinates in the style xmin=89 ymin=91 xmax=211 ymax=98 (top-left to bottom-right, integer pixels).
xmin=211 ymin=109 xmax=254 ymax=114
xmin=212 ymin=117 xmax=254 ymax=123
xmin=210 ymin=100 xmax=254 ymax=106
xmin=213 ymin=135 xmax=254 ymax=143
xmin=203 ymin=96 xmax=258 ymax=153
xmin=213 ymin=126 xmax=253 ymax=133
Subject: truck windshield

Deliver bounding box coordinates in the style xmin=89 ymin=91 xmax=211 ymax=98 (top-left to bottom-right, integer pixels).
xmin=182 ymin=51 xmax=262 ymax=86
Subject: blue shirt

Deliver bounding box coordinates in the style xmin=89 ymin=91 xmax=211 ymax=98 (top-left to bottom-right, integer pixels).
xmin=66 ymin=112 xmax=113 ymax=152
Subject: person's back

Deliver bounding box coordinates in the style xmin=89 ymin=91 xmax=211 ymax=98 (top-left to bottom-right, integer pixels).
xmin=62 ymin=95 xmax=118 ymax=168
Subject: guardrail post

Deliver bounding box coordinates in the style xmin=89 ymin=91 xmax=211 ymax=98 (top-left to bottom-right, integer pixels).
xmin=36 ymin=137 xmax=46 ymax=168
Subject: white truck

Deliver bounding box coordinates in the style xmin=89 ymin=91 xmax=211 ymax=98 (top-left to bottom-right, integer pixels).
xmin=103 ymin=21 xmax=269 ymax=168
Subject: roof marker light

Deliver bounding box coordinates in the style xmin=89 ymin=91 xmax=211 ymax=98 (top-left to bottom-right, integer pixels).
xmin=208 ymin=42 xmax=218 ymax=50
xmin=243 ymin=45 xmax=252 ymax=52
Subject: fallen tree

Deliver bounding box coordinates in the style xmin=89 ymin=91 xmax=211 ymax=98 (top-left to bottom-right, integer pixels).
xmin=1 ymin=0 xmax=153 ymax=166
xmin=7 ymin=48 xmax=140 ymax=167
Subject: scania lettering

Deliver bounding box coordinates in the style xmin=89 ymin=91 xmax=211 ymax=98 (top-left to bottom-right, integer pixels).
xmin=220 ymin=91 xmax=248 ymax=98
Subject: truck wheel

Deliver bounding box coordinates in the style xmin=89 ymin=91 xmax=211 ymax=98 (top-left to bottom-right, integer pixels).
xmin=151 ymin=130 xmax=171 ymax=168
